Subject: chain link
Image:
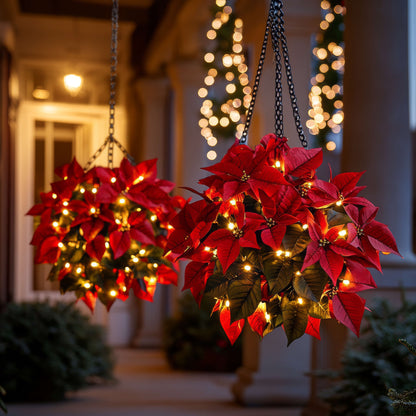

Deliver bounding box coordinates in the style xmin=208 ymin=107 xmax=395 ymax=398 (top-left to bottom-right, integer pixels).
xmin=240 ymin=7 xmax=272 ymax=144
xmin=274 ymin=0 xmax=308 ymax=148
xmin=270 ymin=2 xmax=284 ymax=138
xmin=83 ymin=0 xmax=135 ymax=171
xmin=240 ymin=0 xmax=308 ymax=148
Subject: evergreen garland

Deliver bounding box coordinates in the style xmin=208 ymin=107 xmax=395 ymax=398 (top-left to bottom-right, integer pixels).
xmin=306 ymin=0 xmax=345 ymax=150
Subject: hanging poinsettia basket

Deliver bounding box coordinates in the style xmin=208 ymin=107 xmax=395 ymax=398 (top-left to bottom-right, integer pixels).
xmin=165 ymin=0 xmax=400 ymax=345
xmin=166 ymin=134 xmax=400 ymax=345
xmin=28 ymin=157 xmax=184 ymax=311
xmin=27 ymin=0 xmax=184 ymax=311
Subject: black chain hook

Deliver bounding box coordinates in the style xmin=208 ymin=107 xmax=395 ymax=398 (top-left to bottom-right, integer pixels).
xmin=239 ymin=0 xmax=308 ymax=148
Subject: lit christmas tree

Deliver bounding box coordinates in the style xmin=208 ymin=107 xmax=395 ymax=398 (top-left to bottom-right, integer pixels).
xmin=198 ymin=0 xmax=251 ymax=161
xmin=306 ymin=0 xmax=345 ymax=151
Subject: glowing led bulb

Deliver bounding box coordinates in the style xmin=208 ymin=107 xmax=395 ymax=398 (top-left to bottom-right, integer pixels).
xmin=297 ymin=297 xmax=304 ymax=305
xmin=227 ymin=222 xmax=236 ymax=230
xmin=90 ymin=261 xmax=99 ymax=268
xmin=336 ymin=200 xmax=343 ymax=206
xmin=80 ymin=187 xmax=85 ymax=194
xmin=65 ymin=262 xmax=71 ymax=269
xmin=52 ymin=193 xmax=58 ymax=199
xmin=342 ymin=279 xmax=350 ymax=286
xmin=62 ymin=209 xmax=69 ymax=215
xmin=276 ymin=250 xmax=283 ymax=256
xmin=63 ymin=201 xmax=69 ymax=207
xmin=274 ymin=161 xmax=281 ymax=168
xmin=295 ymin=271 xmax=302 ymax=276
xmin=91 ymin=188 xmax=98 ymax=194
xmin=285 ymin=251 xmax=291 ymax=257
xmin=150 ymin=215 xmax=157 ymax=222
xmin=338 ymin=229 xmax=347 ymax=237
xmin=225 ymin=300 xmax=230 ymax=308
xmin=118 ymin=197 xmax=126 ymax=205
xmin=229 ymin=199 xmax=237 ymax=206
xmin=243 ymin=264 xmax=252 ymax=271
xmin=76 ymin=267 xmax=82 ymax=274
xmin=153 ymin=263 xmax=158 ymax=268
xmin=84 ymin=282 xmax=91 ymax=289
xmin=52 ymin=221 xmax=59 ymax=228
xmin=132 ymin=257 xmax=139 ymax=263
xmin=111 ymin=177 xmax=117 ymax=183
xmin=90 ymin=207 xmax=96 ymax=214
xmin=139 ymin=249 xmax=146 ymax=256
xmin=302 ymin=224 xmax=309 ymax=230
xmin=58 ymin=242 xmax=64 ymax=248
xmin=109 ymin=290 xmax=117 ymax=297
xmin=105 ymin=242 xmax=110 ymax=249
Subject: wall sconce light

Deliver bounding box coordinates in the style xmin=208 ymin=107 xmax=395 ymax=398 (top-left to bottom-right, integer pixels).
xmin=63 ymin=73 xmax=83 ymax=96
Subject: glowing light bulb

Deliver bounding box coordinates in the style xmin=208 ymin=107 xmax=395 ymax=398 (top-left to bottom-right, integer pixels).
xmin=265 ymin=312 xmax=271 ymax=322
xmin=204 ymin=246 xmax=211 ymax=252
xmin=229 ymin=199 xmax=237 ymax=206
xmin=132 ymin=257 xmax=139 ymax=263
xmin=80 ymin=187 xmax=85 ymax=194
xmin=207 ymin=150 xmax=217 ymax=161
xmin=297 ymin=297 xmax=304 ymax=305
xmin=90 ymin=207 xmax=96 ymax=214
xmin=63 ymin=74 xmax=83 ymax=96
xmin=58 ymin=242 xmax=64 ymax=248
xmin=302 ymin=224 xmax=309 ymax=230
xmin=227 ymin=222 xmax=236 ymax=230
xmin=149 ymin=277 xmax=157 ymax=285
xmin=84 ymin=282 xmax=91 ymax=289
xmin=285 ymin=251 xmax=291 ymax=257
xmin=91 ymin=188 xmax=98 ymax=194
xmin=90 ymin=261 xmax=99 ymax=268
xmin=105 ymin=242 xmax=110 ymax=249
xmin=63 ymin=201 xmax=69 ymax=207
xmin=274 ymin=161 xmax=281 ymax=168
xmin=76 ymin=267 xmax=82 ymax=274
xmin=204 ymin=52 xmax=215 ymax=63
xmin=276 ymin=250 xmax=283 ymax=256
xmin=125 ymin=267 xmax=130 ymax=273
xmin=62 ymin=209 xmax=69 ymax=215
xmin=111 ymin=177 xmax=117 ymax=183
xmin=336 ymin=200 xmax=343 ymax=206
xmin=139 ymin=249 xmax=146 ymax=256
xmin=153 ymin=263 xmax=158 ymax=268
xmin=338 ymin=229 xmax=347 ymax=237
xmin=52 ymin=221 xmax=59 ymax=228
xmin=118 ymin=197 xmax=126 ymax=205
xmin=296 ymin=271 xmax=302 ymax=276
xmin=109 ymin=290 xmax=117 ymax=297
xmin=225 ymin=300 xmax=230 ymax=308
xmin=150 ymin=215 xmax=157 ymax=222
xmin=342 ymin=279 xmax=350 ymax=286
xmin=244 ymin=264 xmax=252 ymax=271
xmin=65 ymin=262 xmax=70 ymax=269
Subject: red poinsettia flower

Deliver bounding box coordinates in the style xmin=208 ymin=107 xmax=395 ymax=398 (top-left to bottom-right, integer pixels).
xmin=204 ymin=205 xmax=261 ymax=273
xmin=302 ymin=210 xmax=361 ymax=283
xmin=109 ymin=211 xmax=155 ymax=259
xmin=257 ymin=186 xmax=303 ymax=250
xmin=346 ymin=204 xmax=401 ymax=269
xmin=308 ymin=171 xmax=370 ymax=209
xmin=165 ymin=199 xmax=220 ymax=260
xmin=202 ymin=142 xmax=287 ymax=201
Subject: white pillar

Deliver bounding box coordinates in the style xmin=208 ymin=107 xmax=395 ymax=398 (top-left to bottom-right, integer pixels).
xmin=232 ymin=0 xmax=321 ymax=406
xmin=132 ymin=77 xmax=172 ymax=347
xmin=304 ymin=1 xmax=416 ymax=414
xmin=167 ymin=60 xmax=207 ymax=195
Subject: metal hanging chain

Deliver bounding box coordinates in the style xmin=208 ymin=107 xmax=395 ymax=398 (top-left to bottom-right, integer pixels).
xmin=84 ymin=0 xmax=135 ymax=171
xmin=270 ymin=2 xmax=284 ymax=138
xmin=274 ymin=0 xmax=308 ymax=148
xmin=239 ymin=6 xmax=272 ymax=144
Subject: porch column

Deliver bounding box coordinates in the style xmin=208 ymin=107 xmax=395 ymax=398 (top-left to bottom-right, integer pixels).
xmin=304 ymin=1 xmax=416 ymax=414
xmin=131 ymin=77 xmax=172 ymax=347
xmin=232 ymin=0 xmax=320 ymax=406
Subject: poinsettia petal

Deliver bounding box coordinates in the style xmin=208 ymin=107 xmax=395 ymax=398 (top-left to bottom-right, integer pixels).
xmin=332 ymin=292 xmax=365 ymax=336
xmin=260 ymin=225 xmax=286 ymax=250
xmin=365 ymin=220 xmax=401 ymax=256
xmin=331 ymin=171 xmax=364 ymax=195
xmin=109 ymin=230 xmax=131 ymax=259
xmin=81 ymin=218 xmax=104 ymax=242
xmin=183 ymin=261 xmax=214 ymax=293
xmin=284 ymin=147 xmax=323 ymax=178
xmin=157 ymin=264 xmax=178 ymax=285
xmin=301 ymin=241 xmax=322 ymax=271
xmin=86 ymin=235 xmax=106 ymax=260
xmin=247 ymin=306 xmax=267 ymax=337
xmin=305 ymin=316 xmax=321 ymax=340
xmin=320 ymin=249 xmax=344 ymax=283
xmin=216 ymin=237 xmax=241 ymax=273
xmin=219 ymin=308 xmax=245 ymax=345
xmin=95 ymin=183 xmax=119 ymax=204
xmin=80 ymin=291 xmax=98 ymax=312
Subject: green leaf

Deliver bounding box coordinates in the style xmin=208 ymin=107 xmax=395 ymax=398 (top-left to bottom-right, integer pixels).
xmin=293 ymin=274 xmax=317 ymax=301
xmin=262 ymin=253 xmax=284 ymax=281
xmin=239 ymin=248 xmax=262 ymax=269
xmin=302 ymin=265 xmax=329 ymax=300
xmin=281 ymin=296 xmax=309 ymax=345
xmin=47 ymin=264 xmax=61 ymax=282
xmin=263 ymin=296 xmax=283 ymax=335
xmin=282 ymin=224 xmax=310 ymax=256
xmin=228 ymin=274 xmax=261 ymax=322
xmin=309 ymin=300 xmax=331 ymax=319
xmin=326 ymin=208 xmax=352 ymax=227
xmin=204 ymin=271 xmax=229 ymax=300
xmin=70 ymin=248 xmax=84 ymax=263
xmin=269 ymin=262 xmax=294 ymax=296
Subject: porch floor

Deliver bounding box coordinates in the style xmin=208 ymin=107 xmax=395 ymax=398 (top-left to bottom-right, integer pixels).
xmin=7 ymin=348 xmax=304 ymax=416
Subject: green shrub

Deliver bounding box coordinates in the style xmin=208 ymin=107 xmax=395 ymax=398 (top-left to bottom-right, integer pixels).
xmin=321 ymin=298 xmax=416 ymax=416
xmin=163 ymin=292 xmax=242 ymax=372
xmin=0 ymin=301 xmax=114 ymax=402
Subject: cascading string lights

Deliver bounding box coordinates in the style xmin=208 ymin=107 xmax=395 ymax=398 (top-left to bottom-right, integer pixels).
xmin=198 ymin=0 xmax=251 ymax=161
xmin=306 ymin=0 xmax=345 ymax=151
